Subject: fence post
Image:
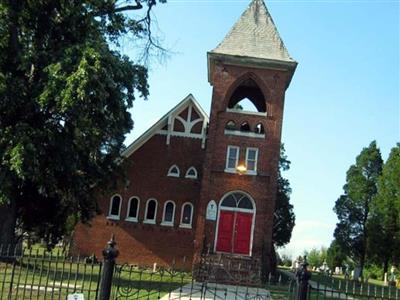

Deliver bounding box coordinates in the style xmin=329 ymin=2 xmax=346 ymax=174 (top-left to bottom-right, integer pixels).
xmin=99 ymin=235 xmax=119 ymax=300
xmin=295 ymin=256 xmax=311 ymax=300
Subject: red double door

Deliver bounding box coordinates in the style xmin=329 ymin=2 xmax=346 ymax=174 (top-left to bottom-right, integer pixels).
xmin=216 ymin=210 xmax=253 ymax=255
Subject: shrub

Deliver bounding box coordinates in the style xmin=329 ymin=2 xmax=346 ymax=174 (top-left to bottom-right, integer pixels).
xmin=364 ymin=264 xmax=384 ymax=280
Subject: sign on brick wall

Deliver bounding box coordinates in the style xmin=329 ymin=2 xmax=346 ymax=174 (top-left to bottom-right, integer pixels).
xmin=206 ymin=200 xmax=217 ymax=221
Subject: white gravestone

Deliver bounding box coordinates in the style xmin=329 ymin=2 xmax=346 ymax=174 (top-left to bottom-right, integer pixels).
xmin=206 ymin=200 xmax=217 ymax=221
xmin=67 ymin=293 xmax=84 ymax=300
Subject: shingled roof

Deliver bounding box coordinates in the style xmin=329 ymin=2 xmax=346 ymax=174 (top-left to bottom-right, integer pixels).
xmin=211 ymin=0 xmax=295 ymax=63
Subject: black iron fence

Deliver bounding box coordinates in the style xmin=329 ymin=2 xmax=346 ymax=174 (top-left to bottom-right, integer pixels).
xmin=110 ymin=253 xmax=272 ymax=300
xmin=1 ymin=241 xmax=399 ymax=300
xmin=0 ymin=238 xmax=274 ymax=300
xmin=285 ymin=262 xmax=400 ymax=300
xmin=0 ymin=246 xmax=102 ymax=299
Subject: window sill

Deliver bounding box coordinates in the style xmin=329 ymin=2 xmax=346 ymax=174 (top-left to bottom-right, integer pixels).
xmin=185 ymin=176 xmax=198 ymax=179
xmin=143 ymin=220 xmax=156 ymax=224
xmin=224 ymin=129 xmax=265 ymax=139
xmin=179 ymin=224 xmax=192 ymax=229
xmin=107 ymin=216 xmax=120 ymax=221
xmin=224 ymin=169 xmax=257 ymax=176
xmin=167 ymin=174 xmax=180 ymax=178
xmin=246 ymin=171 xmax=257 ymax=176
xmin=125 ymin=218 xmax=138 ymax=222
xmin=161 ymin=222 xmax=174 ymax=227
xmin=226 ymin=108 xmax=267 ymax=117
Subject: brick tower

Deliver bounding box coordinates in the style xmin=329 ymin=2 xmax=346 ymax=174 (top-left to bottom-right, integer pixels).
xmin=194 ymin=0 xmax=297 ymax=276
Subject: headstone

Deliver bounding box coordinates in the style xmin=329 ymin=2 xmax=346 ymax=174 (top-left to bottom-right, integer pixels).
xmin=291 ymin=260 xmax=297 ymax=271
xmin=67 ymin=294 xmax=84 ymax=300
xmin=206 ymin=200 xmax=217 ymax=221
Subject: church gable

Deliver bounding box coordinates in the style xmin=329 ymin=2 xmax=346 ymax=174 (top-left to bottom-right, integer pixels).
xmin=158 ymin=98 xmax=208 ymax=145
xmin=123 ymin=94 xmax=209 ymax=158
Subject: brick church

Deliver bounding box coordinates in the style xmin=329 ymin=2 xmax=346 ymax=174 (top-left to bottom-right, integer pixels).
xmin=73 ymin=0 xmax=297 ymax=273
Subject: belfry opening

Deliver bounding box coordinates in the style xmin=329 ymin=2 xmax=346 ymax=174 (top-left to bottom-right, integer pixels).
xmin=228 ymin=78 xmax=266 ymax=113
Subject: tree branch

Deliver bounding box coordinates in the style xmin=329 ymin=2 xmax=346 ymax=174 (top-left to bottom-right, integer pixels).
xmin=136 ymin=0 xmax=167 ymax=64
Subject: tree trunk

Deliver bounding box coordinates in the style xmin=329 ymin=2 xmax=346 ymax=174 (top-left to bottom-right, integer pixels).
xmin=0 ymin=200 xmax=17 ymax=247
xmin=270 ymin=245 xmax=277 ymax=275
xmin=359 ymin=246 xmax=366 ymax=279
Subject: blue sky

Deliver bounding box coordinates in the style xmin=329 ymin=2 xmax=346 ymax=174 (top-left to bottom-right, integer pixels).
xmin=122 ymin=0 xmax=399 ymax=258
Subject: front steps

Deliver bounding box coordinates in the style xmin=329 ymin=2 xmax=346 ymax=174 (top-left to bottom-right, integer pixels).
xmin=194 ymin=253 xmax=262 ymax=287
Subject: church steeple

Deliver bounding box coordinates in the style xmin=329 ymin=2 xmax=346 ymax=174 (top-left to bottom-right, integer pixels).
xmin=196 ymin=0 xmax=297 ymax=276
xmin=208 ymin=0 xmax=297 ymax=83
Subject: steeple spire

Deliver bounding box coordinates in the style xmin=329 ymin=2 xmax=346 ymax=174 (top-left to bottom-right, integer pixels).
xmin=211 ymin=0 xmax=295 ymax=63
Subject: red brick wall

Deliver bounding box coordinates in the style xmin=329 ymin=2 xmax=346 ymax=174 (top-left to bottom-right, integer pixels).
xmin=72 ymin=62 xmax=294 ymax=274
xmin=194 ymin=62 xmax=294 ymax=273
xmin=73 ymin=134 xmax=205 ymax=270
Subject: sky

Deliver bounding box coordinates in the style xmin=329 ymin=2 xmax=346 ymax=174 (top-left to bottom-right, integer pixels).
xmin=121 ymin=0 xmax=399 ymax=258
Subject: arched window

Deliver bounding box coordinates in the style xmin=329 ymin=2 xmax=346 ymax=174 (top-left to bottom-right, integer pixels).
xmin=180 ymin=203 xmax=194 ymax=228
xmin=227 ymin=78 xmax=266 ymax=113
xmin=144 ymin=199 xmax=158 ymax=224
xmin=126 ymin=197 xmax=140 ymax=221
xmin=225 ymin=120 xmax=236 ymax=130
xmin=167 ymin=165 xmax=180 ymax=177
xmin=220 ymin=192 xmax=254 ymax=211
xmin=185 ymin=167 xmax=198 ymax=179
xmin=240 ymin=122 xmax=251 ymax=132
xmin=254 ymin=123 xmax=265 ymax=134
xmin=108 ymin=194 xmax=122 ymax=220
xmin=161 ymin=201 xmax=175 ymax=226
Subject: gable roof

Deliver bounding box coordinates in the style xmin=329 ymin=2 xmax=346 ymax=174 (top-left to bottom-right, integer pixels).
xmin=211 ymin=0 xmax=295 ymax=64
xmin=122 ymin=94 xmax=209 ymax=158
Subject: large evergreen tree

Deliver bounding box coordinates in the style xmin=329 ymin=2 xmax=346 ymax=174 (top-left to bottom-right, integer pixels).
xmin=367 ymin=144 xmax=400 ymax=274
xmin=326 ymin=239 xmax=347 ymax=270
xmin=333 ymin=141 xmax=383 ymax=276
xmin=0 ymin=0 xmax=165 ymax=246
xmin=273 ymin=144 xmax=295 ymax=247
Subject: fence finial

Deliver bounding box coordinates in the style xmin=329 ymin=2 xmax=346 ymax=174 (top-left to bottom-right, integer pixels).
xmin=102 ymin=234 xmax=119 ymax=261
xmin=295 ymin=255 xmax=311 ymax=300
xmin=99 ymin=235 xmax=119 ymax=300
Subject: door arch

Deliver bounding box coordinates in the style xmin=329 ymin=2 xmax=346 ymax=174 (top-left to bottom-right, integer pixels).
xmin=215 ymin=191 xmax=256 ymax=256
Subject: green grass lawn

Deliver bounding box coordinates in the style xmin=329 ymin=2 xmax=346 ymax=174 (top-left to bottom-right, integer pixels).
xmin=0 ymin=259 xmax=101 ymax=299
xmin=310 ymin=272 xmax=399 ymax=299
xmin=273 ymin=267 xmax=400 ymax=300
xmin=0 ymin=257 xmax=192 ymax=300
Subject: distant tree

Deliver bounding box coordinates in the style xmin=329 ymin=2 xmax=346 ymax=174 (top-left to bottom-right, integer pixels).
xmin=0 ymin=0 xmax=165 ymax=247
xmin=280 ymin=253 xmax=293 ymax=267
xmin=233 ymin=103 xmax=243 ymax=110
xmin=368 ymin=144 xmax=400 ymax=274
xmin=304 ymin=247 xmax=327 ymax=268
xmin=333 ymin=141 xmax=383 ymax=277
xmin=273 ymin=144 xmax=295 ymax=247
xmin=326 ymin=239 xmax=347 ymax=270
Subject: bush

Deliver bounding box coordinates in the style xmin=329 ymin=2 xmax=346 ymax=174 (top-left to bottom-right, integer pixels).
xmin=364 ymin=264 xmax=384 ymax=280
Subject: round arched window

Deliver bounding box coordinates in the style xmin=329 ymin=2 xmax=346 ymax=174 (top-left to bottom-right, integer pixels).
xmin=221 ymin=192 xmax=254 ymax=210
